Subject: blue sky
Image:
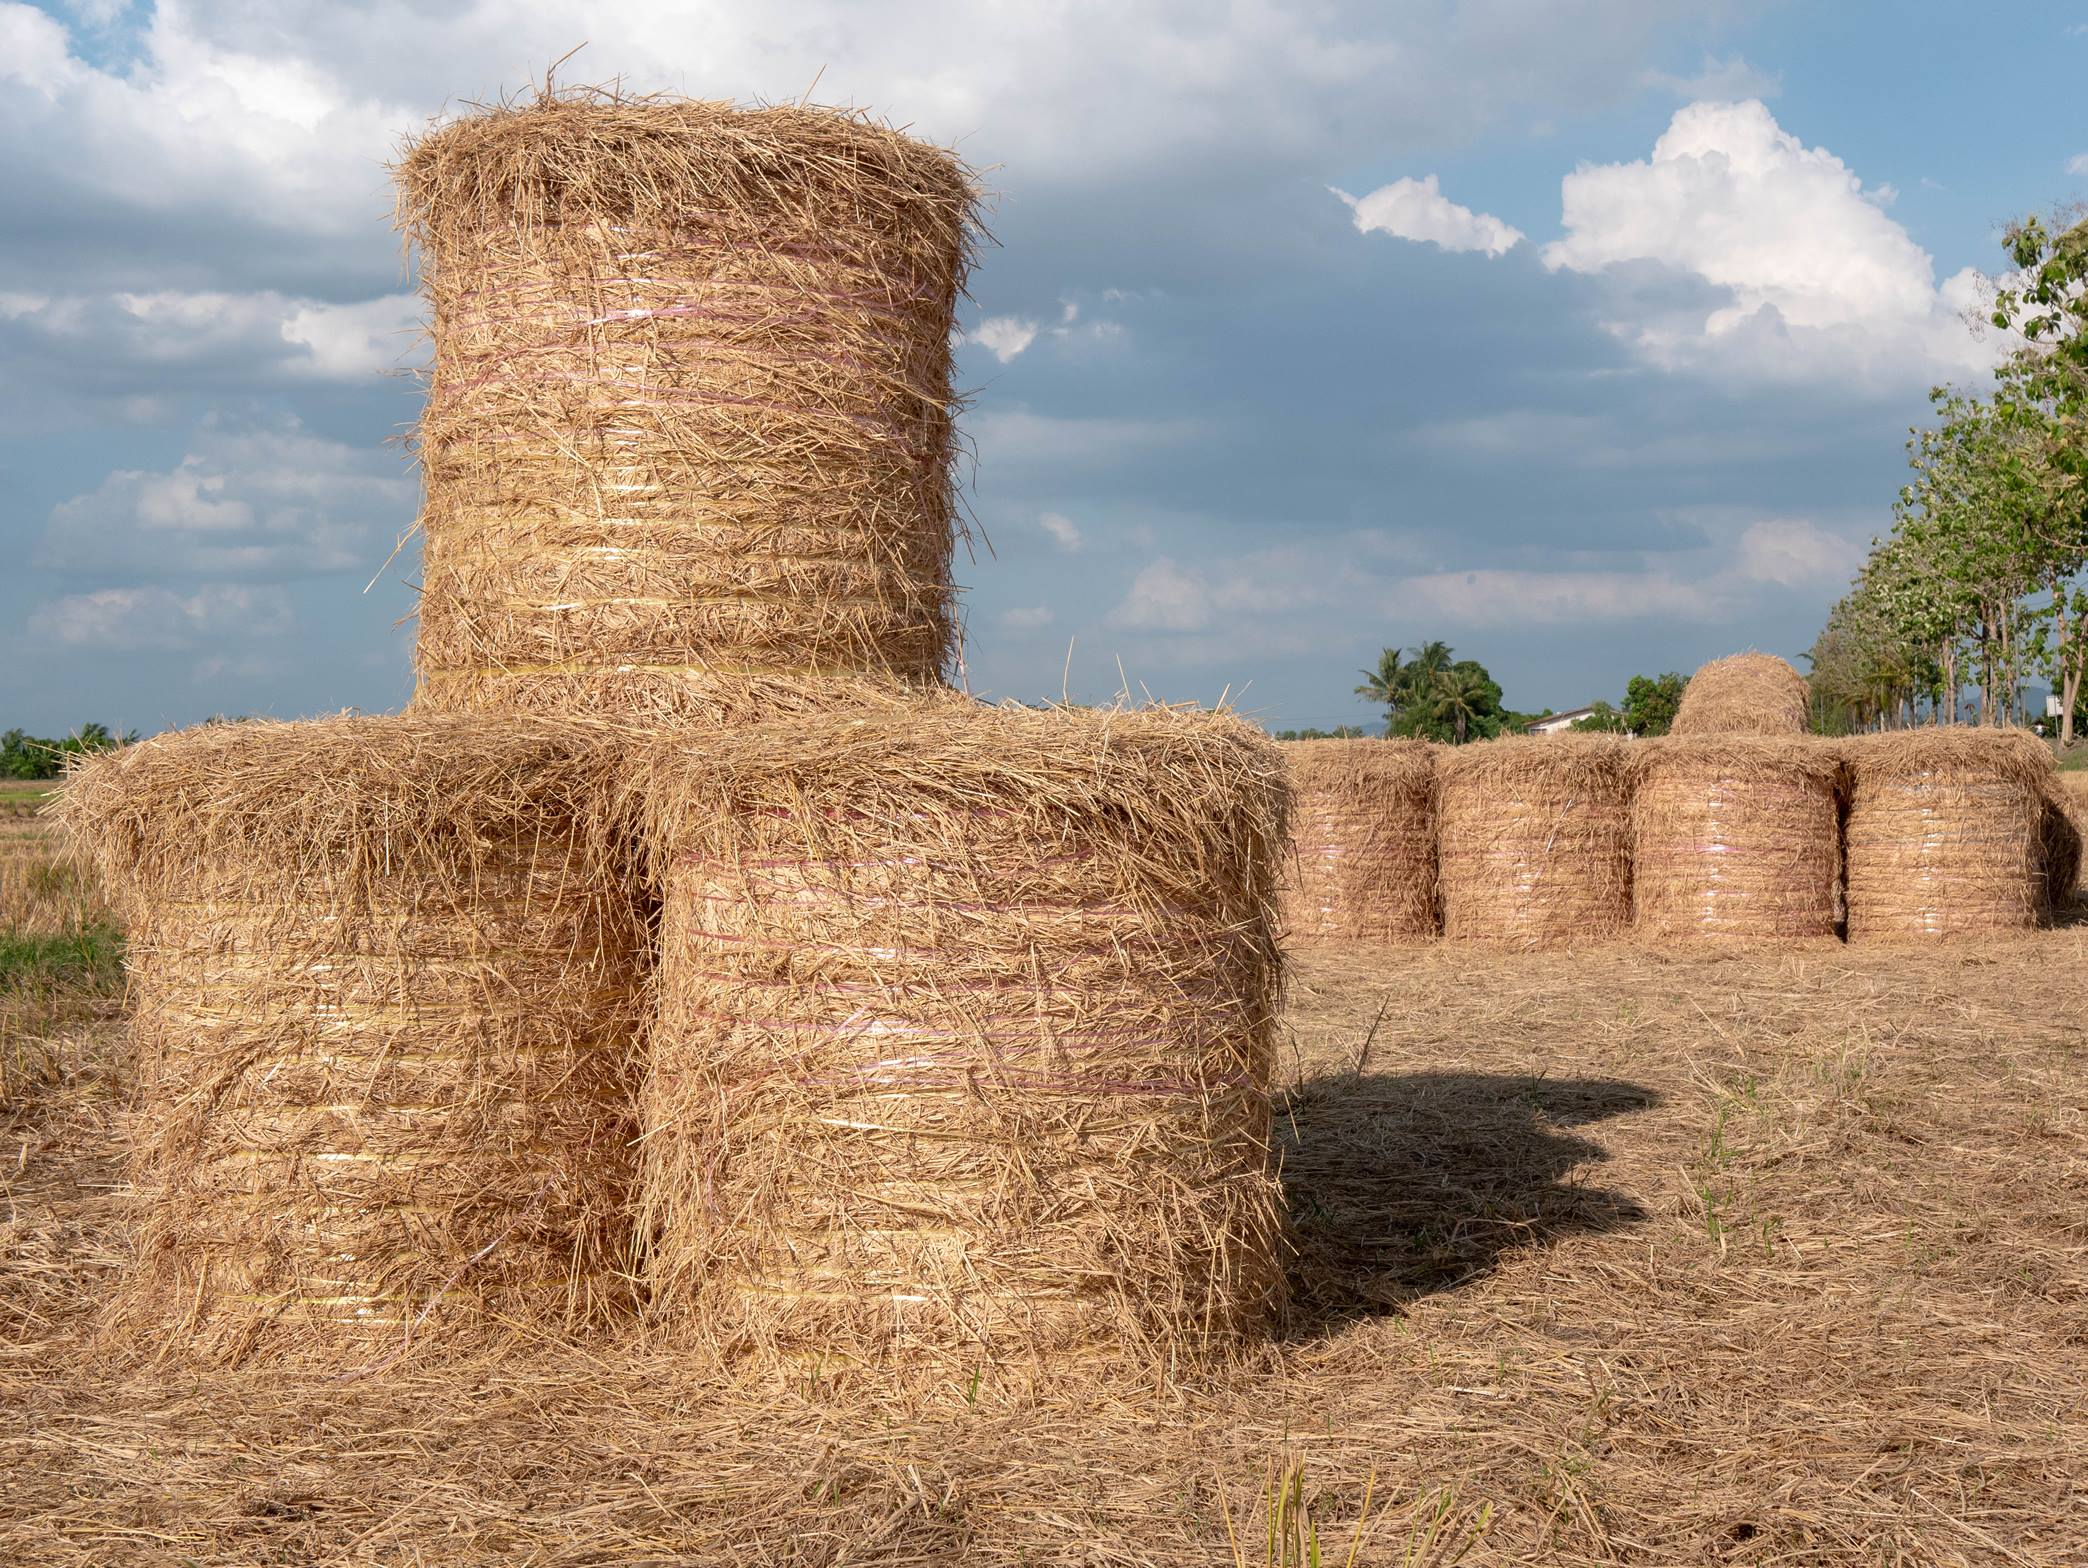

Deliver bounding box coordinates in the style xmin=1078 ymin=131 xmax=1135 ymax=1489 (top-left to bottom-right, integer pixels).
xmin=3 ymin=1 xmax=2084 ymax=736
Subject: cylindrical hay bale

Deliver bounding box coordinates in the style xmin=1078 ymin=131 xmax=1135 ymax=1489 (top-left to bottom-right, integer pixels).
xmin=1632 ymin=738 xmax=1841 ymax=943
xmin=55 ymin=716 xmax=645 ymax=1366
xmin=2044 ymin=781 xmax=2085 ymax=917
xmin=635 ymin=703 xmax=1289 ymax=1390
xmin=1844 ymin=730 xmax=2054 ymax=940
xmin=1280 ymin=739 xmax=1435 ymax=943
xmin=1438 ymin=735 xmax=1633 ymax=946
xmin=1671 ymin=652 xmax=1810 ymax=737
xmin=394 ymin=94 xmax=977 ymax=720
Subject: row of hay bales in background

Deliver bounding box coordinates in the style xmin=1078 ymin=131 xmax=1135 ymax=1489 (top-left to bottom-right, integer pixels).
xmin=1284 ymin=728 xmax=2081 ymax=947
xmin=56 ymin=93 xmax=1294 ymax=1393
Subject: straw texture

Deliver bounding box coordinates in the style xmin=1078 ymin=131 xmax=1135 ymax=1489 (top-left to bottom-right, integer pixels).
xmin=1437 ymin=735 xmax=1633 ymax=947
xmin=1279 ymin=739 xmax=1436 ymax=943
xmin=1844 ymin=730 xmax=2053 ymax=941
xmin=54 ymin=716 xmax=646 ymax=1366
xmin=2043 ymin=778 xmax=2084 ymax=914
xmin=632 ymin=701 xmax=1290 ymax=1390
xmin=394 ymin=92 xmax=978 ymax=720
xmin=1632 ymin=737 xmax=1842 ymax=943
xmin=1671 ymin=653 xmax=1810 ymax=738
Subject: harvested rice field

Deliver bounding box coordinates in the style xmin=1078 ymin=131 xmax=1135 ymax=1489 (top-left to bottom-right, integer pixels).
xmin=5 ymin=919 xmax=2085 ymax=1564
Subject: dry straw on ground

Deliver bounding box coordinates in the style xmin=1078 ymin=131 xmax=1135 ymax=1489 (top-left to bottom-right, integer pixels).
xmin=630 ymin=700 xmax=1290 ymax=1393
xmin=54 ymin=715 xmax=646 ymax=1366
xmin=1437 ymin=734 xmax=1633 ymax=946
xmin=394 ymin=90 xmax=979 ymax=720
xmin=1670 ymin=651 xmax=1811 ymax=737
xmin=1844 ymin=729 xmax=2053 ymax=941
xmin=1279 ymin=739 xmax=1435 ymax=943
xmin=1632 ymin=736 xmax=1842 ymax=943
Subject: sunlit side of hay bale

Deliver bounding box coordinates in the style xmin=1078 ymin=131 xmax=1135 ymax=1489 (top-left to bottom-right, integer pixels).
xmin=55 ymin=716 xmax=646 ymax=1367
xmin=1632 ymin=737 xmax=1842 ymax=943
xmin=633 ymin=701 xmax=1290 ymax=1392
xmin=1437 ymin=735 xmax=1633 ymax=947
xmin=394 ymin=93 xmax=977 ymax=720
xmin=1670 ymin=652 xmax=1810 ymax=738
xmin=1279 ymin=739 xmax=1435 ymax=943
xmin=1844 ymin=729 xmax=2054 ymax=940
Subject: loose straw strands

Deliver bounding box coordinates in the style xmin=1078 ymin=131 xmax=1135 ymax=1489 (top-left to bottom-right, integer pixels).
xmin=1671 ymin=653 xmax=1811 ymax=738
xmin=628 ymin=700 xmax=1291 ymax=1393
xmin=394 ymin=91 xmax=980 ymax=718
xmin=1437 ymin=735 xmax=1633 ymax=947
xmin=1279 ymin=740 xmax=1435 ymax=944
xmin=54 ymin=715 xmax=647 ymax=1366
xmin=1844 ymin=729 xmax=2054 ymax=941
xmin=1632 ymin=737 xmax=1842 ymax=944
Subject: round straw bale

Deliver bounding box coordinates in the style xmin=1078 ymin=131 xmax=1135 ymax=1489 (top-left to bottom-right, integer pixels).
xmin=1632 ymin=737 xmax=1842 ymax=943
xmin=2043 ymin=781 xmax=2084 ymax=915
xmin=1280 ymin=739 xmax=1435 ymax=943
xmin=1437 ymin=735 xmax=1633 ymax=947
xmin=1844 ymin=729 xmax=2054 ymax=940
xmin=633 ymin=701 xmax=1289 ymax=1391
xmin=393 ymin=92 xmax=978 ymax=719
xmin=1670 ymin=652 xmax=1811 ymax=737
xmin=54 ymin=715 xmax=645 ymax=1366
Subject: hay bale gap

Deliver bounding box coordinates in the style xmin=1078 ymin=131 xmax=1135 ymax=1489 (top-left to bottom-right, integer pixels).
xmin=394 ymin=91 xmax=979 ymax=720
xmin=1671 ymin=652 xmax=1810 ymax=737
xmin=1437 ymin=735 xmax=1634 ymax=947
xmin=56 ymin=715 xmax=646 ymax=1366
xmin=1280 ymin=739 xmax=1436 ymax=943
xmin=1844 ymin=729 xmax=2054 ymax=941
xmin=633 ymin=701 xmax=1290 ymax=1390
xmin=1632 ymin=737 xmax=1841 ymax=943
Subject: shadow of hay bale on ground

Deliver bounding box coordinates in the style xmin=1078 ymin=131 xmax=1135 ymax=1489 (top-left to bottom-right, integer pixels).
xmin=1275 ymin=1070 xmax=1655 ymax=1332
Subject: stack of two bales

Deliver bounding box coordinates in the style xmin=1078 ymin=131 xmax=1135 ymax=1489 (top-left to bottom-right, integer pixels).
xmin=68 ymin=98 xmax=1291 ymax=1382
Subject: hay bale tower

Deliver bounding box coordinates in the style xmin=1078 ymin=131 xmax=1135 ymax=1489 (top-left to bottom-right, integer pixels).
xmin=1844 ymin=730 xmax=2054 ymax=940
xmin=1633 ymin=738 xmax=1841 ymax=942
xmin=1437 ymin=735 xmax=1633 ymax=947
xmin=1671 ymin=653 xmax=1810 ymax=737
xmin=394 ymin=94 xmax=977 ymax=720
xmin=1280 ymin=739 xmax=1435 ymax=943
xmin=634 ymin=703 xmax=1289 ymax=1389
xmin=56 ymin=717 xmax=645 ymax=1365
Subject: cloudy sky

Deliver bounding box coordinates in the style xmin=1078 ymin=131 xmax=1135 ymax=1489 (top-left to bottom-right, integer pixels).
xmin=3 ymin=1 xmax=2084 ymax=736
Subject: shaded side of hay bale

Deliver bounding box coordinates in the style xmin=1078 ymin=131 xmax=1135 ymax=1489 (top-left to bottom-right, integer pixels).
xmin=2044 ymin=777 xmax=2085 ymax=915
xmin=1632 ymin=738 xmax=1841 ymax=942
xmin=1280 ymin=739 xmax=1435 ymax=943
xmin=634 ymin=702 xmax=1289 ymax=1392
xmin=394 ymin=94 xmax=977 ymax=719
xmin=56 ymin=716 xmax=645 ymax=1366
xmin=1844 ymin=730 xmax=2053 ymax=940
xmin=1671 ymin=652 xmax=1810 ymax=737
xmin=1437 ymin=735 xmax=1633 ymax=947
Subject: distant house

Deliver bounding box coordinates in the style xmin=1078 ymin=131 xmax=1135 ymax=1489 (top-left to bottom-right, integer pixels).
xmin=1526 ymin=706 xmax=1600 ymax=736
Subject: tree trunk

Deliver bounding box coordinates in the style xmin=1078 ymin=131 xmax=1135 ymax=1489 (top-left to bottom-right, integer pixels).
xmin=1941 ymin=639 xmax=1957 ymax=725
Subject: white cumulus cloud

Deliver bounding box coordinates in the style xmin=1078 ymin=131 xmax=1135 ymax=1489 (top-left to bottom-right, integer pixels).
xmin=1733 ymin=517 xmax=1860 ymax=587
xmin=998 ymin=605 xmax=1054 ymax=631
xmin=1038 ymin=511 xmax=1083 ymax=552
xmin=968 ymin=315 xmax=1040 ymax=362
xmin=1333 ymin=175 xmax=1524 ymax=257
xmin=28 ymin=583 xmax=291 ymax=651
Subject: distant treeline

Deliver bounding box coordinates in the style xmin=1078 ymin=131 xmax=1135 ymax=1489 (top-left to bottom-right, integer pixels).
xmin=2 ymin=724 xmax=133 ymax=780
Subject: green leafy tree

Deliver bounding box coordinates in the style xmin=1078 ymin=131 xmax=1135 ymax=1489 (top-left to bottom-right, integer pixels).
xmin=1621 ymin=673 xmax=1687 ymax=736
xmin=0 ymin=724 xmax=130 ymax=780
xmin=1353 ymin=648 xmax=1405 ymax=724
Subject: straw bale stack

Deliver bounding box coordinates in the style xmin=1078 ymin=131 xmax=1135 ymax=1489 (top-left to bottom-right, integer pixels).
xmin=632 ymin=702 xmax=1290 ymax=1389
xmin=1280 ymin=739 xmax=1435 ymax=943
xmin=394 ymin=93 xmax=977 ymax=720
xmin=1671 ymin=652 xmax=1810 ymax=737
xmin=1844 ymin=729 xmax=2053 ymax=940
xmin=1632 ymin=737 xmax=1841 ymax=943
xmin=1437 ymin=735 xmax=1633 ymax=946
xmin=56 ymin=716 xmax=645 ymax=1366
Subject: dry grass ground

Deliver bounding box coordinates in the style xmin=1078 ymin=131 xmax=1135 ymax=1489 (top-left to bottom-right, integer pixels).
xmin=2 ymin=838 xmax=2084 ymax=1561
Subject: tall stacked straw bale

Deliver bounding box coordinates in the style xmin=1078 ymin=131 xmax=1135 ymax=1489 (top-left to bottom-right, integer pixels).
xmin=1280 ymin=739 xmax=1436 ymax=943
xmin=1437 ymin=735 xmax=1633 ymax=946
xmin=394 ymin=94 xmax=977 ymax=721
xmin=1633 ymin=738 xmax=1842 ymax=943
xmin=1844 ymin=730 xmax=2054 ymax=940
xmin=1671 ymin=652 xmax=1811 ymax=737
xmin=57 ymin=717 xmax=645 ymax=1366
xmin=632 ymin=703 xmax=1290 ymax=1389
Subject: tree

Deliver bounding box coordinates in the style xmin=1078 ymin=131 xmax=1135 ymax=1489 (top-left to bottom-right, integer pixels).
xmin=1567 ymin=701 xmax=1627 ymax=734
xmin=1621 ymin=673 xmax=1687 ymax=736
xmin=1430 ymin=664 xmax=1494 ymax=745
xmin=1353 ymin=648 xmax=1405 ymax=725
xmin=0 ymin=724 xmax=130 ymax=780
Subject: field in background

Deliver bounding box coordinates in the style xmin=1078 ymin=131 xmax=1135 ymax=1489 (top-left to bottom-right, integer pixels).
xmin=2 ymin=923 xmax=2083 ymax=1563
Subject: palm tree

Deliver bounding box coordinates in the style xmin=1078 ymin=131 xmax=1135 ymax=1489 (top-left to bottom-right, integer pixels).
xmin=1404 ymin=640 xmax=1455 ymax=695
xmin=1432 ymin=664 xmax=1492 ymax=745
xmin=1354 ymin=648 xmax=1405 ymax=719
